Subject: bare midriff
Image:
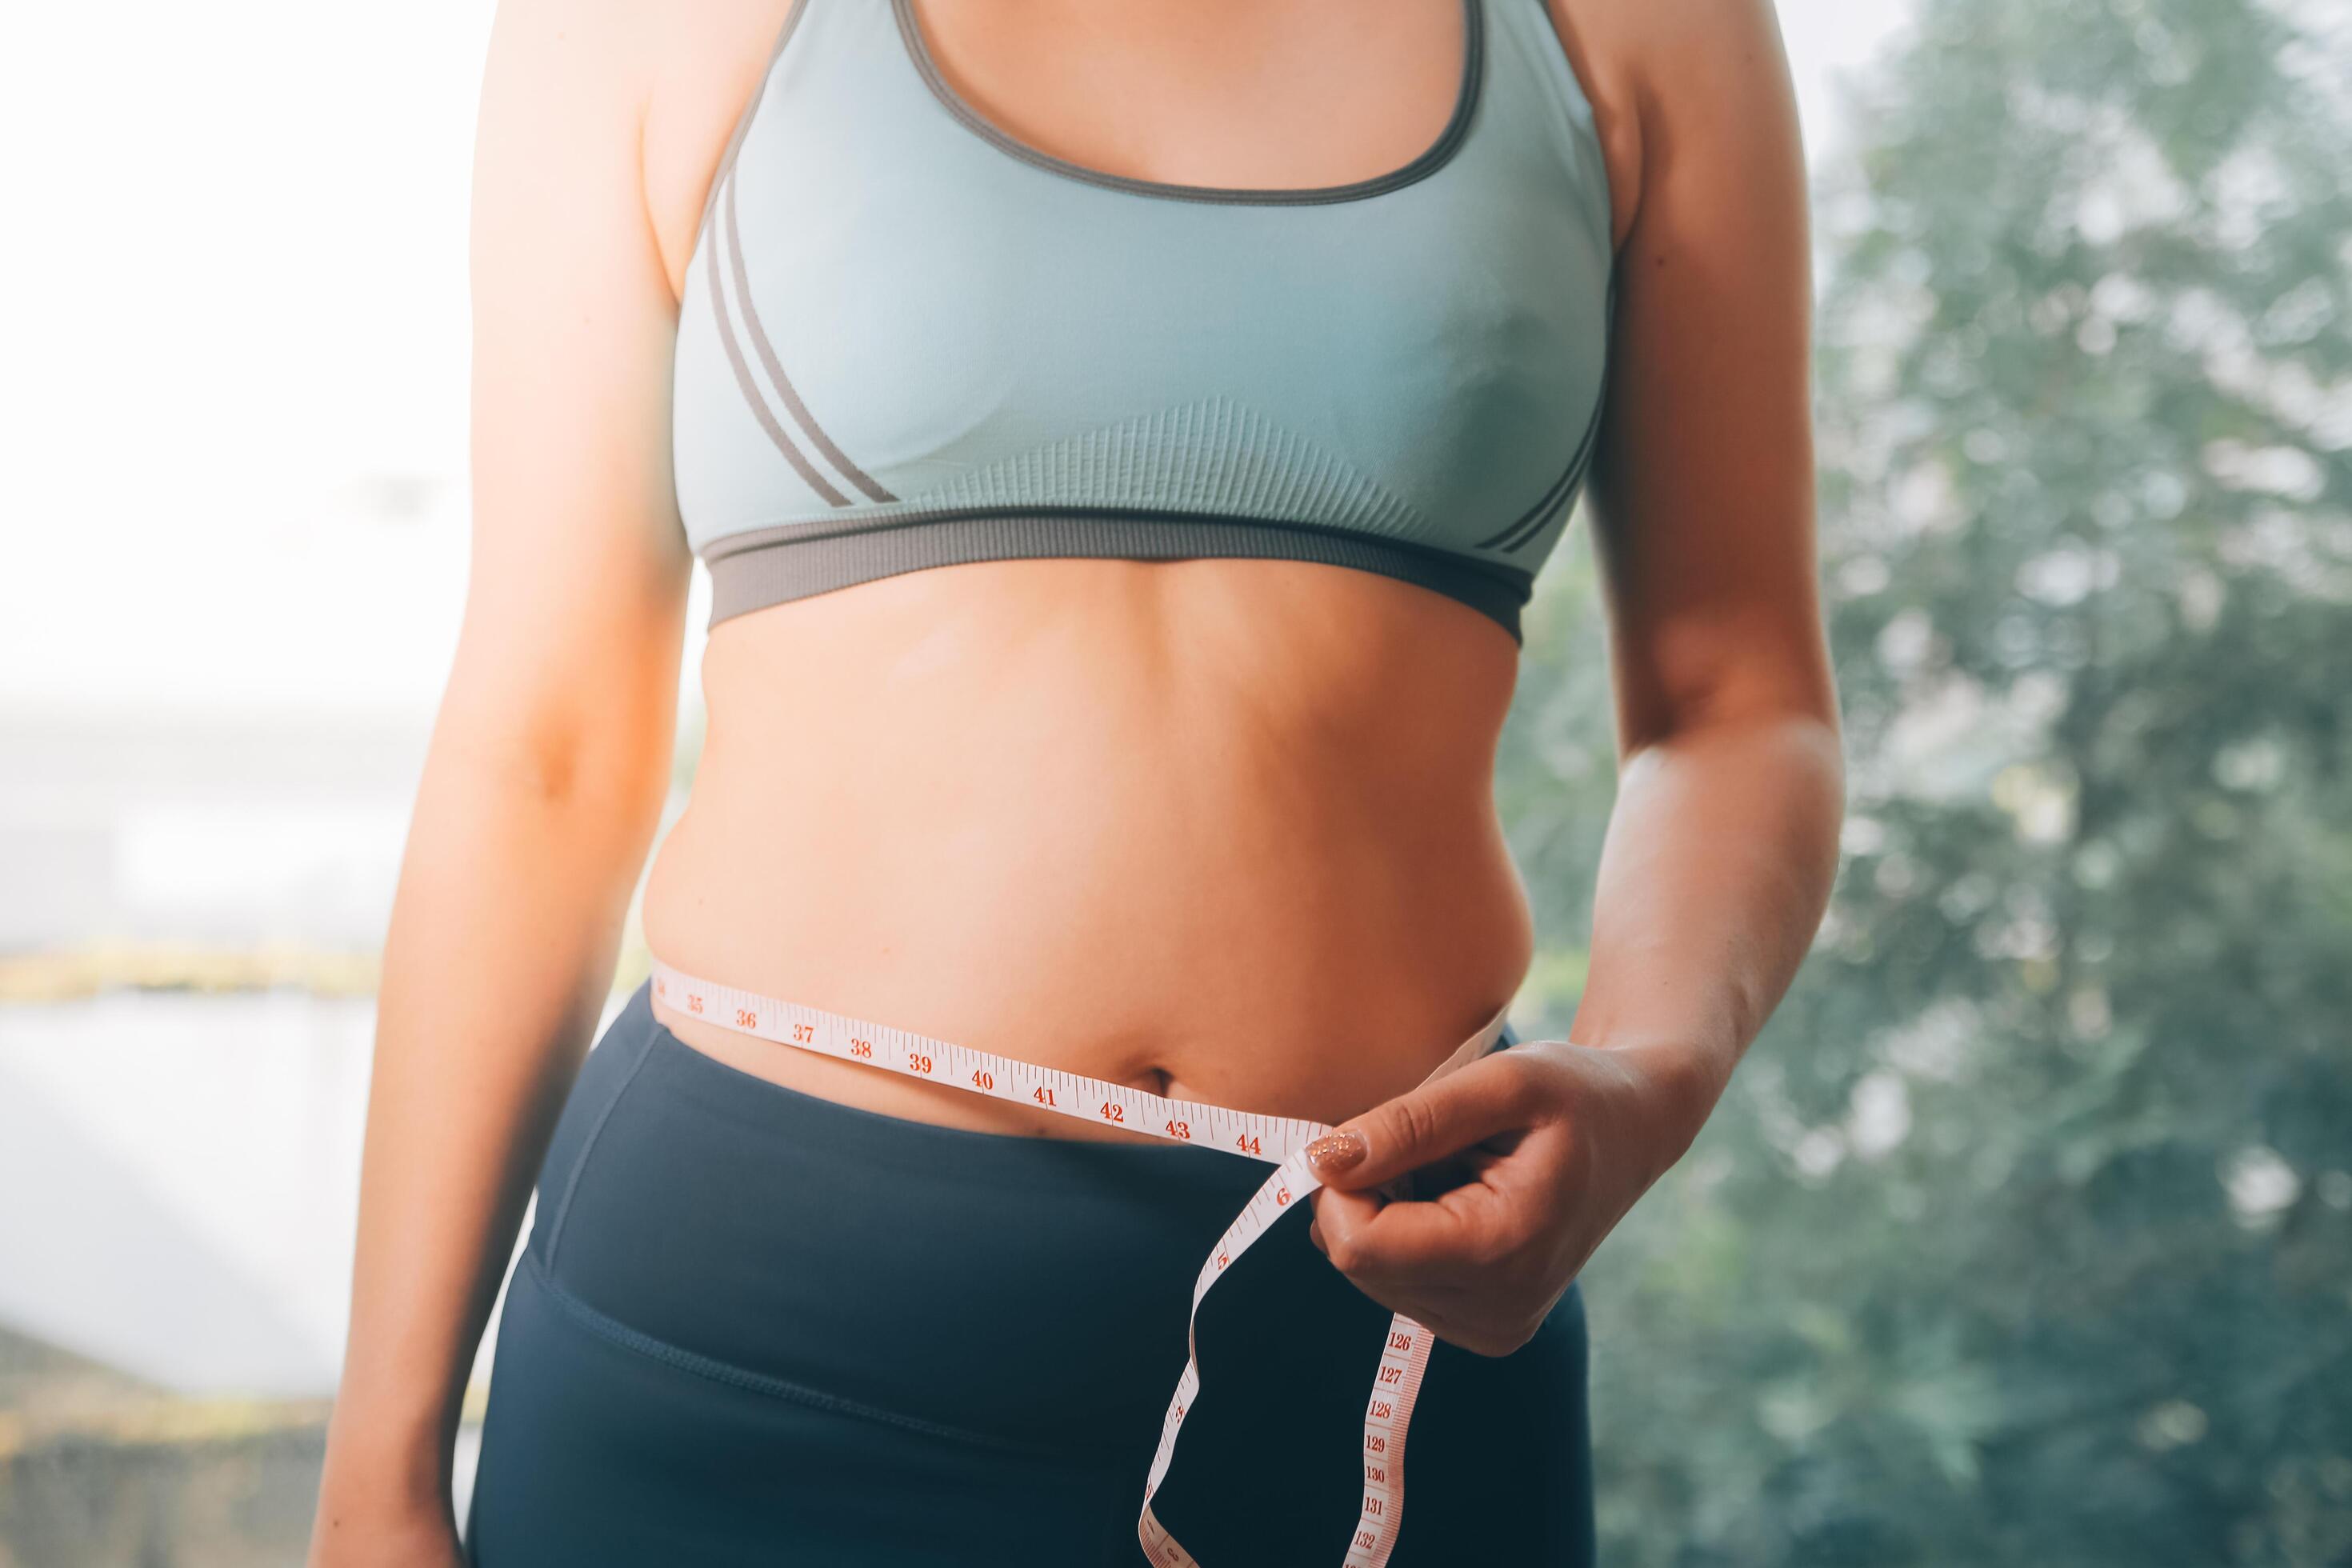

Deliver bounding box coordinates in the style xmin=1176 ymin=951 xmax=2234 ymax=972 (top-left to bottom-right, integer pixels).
xmin=642 ymin=557 xmax=1534 ymax=1145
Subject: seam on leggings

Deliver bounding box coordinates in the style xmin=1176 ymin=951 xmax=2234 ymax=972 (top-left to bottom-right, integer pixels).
xmin=517 ymin=1250 xmax=1110 ymax=1463
xmin=538 ymin=1030 xmax=660 ymax=1271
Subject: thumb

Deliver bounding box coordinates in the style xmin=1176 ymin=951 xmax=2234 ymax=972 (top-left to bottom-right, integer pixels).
xmin=1304 ymin=1054 xmax=1538 ymax=1191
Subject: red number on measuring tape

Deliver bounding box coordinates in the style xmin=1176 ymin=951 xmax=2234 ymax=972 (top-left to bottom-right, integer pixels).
xmin=1100 ymin=1102 xmax=1126 ymax=1123
xmin=1379 ymin=1366 xmax=1405 ymax=1386
xmin=1236 ymin=1134 xmax=1261 ymax=1155
xmin=1370 ymin=1399 xmax=1392 ymax=1420
xmin=791 ymin=1022 xmax=814 ymax=1044
xmin=734 ymin=1009 xmax=758 ymax=1030
xmin=1366 ymin=1463 xmax=1389 ymax=1485
xmin=1363 ymin=1496 xmax=1385 ymax=1517
xmin=971 ymin=1070 xmax=994 ymax=1090
xmin=1355 ymin=1530 xmax=1378 ymax=1550
xmin=1366 ymin=1435 xmax=1388 ymax=1454
xmin=1389 ymin=1330 xmax=1414 ymax=1352
xmin=910 ymin=1054 xmax=934 ymax=1075
xmin=850 ymin=1038 xmax=872 ymax=1058
xmin=1274 ymin=1187 xmax=1291 ymax=1206
xmin=1034 ymin=1086 xmax=1056 ymax=1107
xmin=687 ymin=994 xmax=705 ymax=1014
xmin=1166 ymin=1119 xmax=1190 ymax=1139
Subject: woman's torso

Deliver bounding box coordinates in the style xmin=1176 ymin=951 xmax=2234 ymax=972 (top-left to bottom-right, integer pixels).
xmin=637 ymin=0 xmax=1626 ymax=1141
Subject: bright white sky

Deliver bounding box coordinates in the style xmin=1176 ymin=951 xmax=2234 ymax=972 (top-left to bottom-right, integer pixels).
xmin=0 ymin=0 xmax=1917 ymax=717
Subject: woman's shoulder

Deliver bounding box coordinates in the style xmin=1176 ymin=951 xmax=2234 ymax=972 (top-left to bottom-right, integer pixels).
xmin=480 ymin=0 xmax=798 ymax=305
xmin=1540 ymin=0 xmax=1803 ymax=255
xmin=638 ymin=0 xmax=804 ymax=302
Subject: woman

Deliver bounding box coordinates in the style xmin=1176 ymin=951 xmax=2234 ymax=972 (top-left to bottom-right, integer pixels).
xmin=310 ymin=0 xmax=1838 ymax=1562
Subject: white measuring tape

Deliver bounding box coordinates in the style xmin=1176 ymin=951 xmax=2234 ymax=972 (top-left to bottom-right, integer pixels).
xmin=646 ymin=955 xmax=1510 ymax=1568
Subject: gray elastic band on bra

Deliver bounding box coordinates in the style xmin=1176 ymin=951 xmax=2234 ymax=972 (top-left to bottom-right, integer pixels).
xmin=705 ymin=512 xmax=1534 ymax=639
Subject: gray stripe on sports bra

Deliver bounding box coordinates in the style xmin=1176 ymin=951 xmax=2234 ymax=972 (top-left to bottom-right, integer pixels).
xmin=1476 ymin=378 xmax=1609 ymax=552
xmin=1476 ymin=279 xmax=1620 ymax=552
xmin=704 ymin=218 xmax=850 ymax=508
xmin=722 ymin=173 xmax=898 ymax=505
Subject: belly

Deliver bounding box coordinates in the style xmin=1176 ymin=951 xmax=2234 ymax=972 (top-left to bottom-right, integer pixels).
xmin=642 ymin=557 xmax=1534 ymax=1142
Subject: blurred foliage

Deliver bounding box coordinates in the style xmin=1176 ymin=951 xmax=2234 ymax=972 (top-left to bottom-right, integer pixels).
xmin=1498 ymin=0 xmax=2352 ymax=1562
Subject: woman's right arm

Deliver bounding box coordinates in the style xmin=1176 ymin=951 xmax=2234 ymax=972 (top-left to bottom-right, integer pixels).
xmin=310 ymin=0 xmax=690 ymax=1558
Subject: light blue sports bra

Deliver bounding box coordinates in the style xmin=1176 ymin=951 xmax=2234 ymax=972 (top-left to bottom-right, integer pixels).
xmin=673 ymin=0 xmax=1616 ymax=642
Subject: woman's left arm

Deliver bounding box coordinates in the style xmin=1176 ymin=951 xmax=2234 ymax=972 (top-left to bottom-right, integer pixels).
xmin=1307 ymin=0 xmax=1842 ymax=1354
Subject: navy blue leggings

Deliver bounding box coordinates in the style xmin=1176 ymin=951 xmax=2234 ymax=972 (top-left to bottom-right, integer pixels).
xmin=466 ymin=981 xmax=1595 ymax=1566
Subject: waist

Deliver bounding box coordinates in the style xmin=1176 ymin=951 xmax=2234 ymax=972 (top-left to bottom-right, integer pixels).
xmin=526 ymin=985 xmax=1578 ymax=1467
xmin=645 ymin=560 xmax=1533 ymax=1133
xmin=532 ymin=986 xmax=1279 ymax=1452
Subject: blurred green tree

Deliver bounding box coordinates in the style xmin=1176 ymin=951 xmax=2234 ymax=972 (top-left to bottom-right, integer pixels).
xmin=1500 ymin=0 xmax=2352 ymax=1562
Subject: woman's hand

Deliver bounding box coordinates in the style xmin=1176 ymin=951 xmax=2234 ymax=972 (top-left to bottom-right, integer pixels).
xmin=1304 ymin=1036 xmax=1718 ymax=1356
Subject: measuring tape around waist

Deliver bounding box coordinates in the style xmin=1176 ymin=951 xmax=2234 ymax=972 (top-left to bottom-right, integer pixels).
xmin=646 ymin=955 xmax=1511 ymax=1568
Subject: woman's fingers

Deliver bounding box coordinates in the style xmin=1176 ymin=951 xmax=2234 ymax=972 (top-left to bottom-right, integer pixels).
xmin=1313 ymin=1174 xmax=1521 ymax=1279
xmin=1307 ymin=1241 xmax=1543 ymax=1360
xmin=1300 ymin=1045 xmax=1594 ymax=1355
xmin=1306 ymin=1052 xmax=1550 ymax=1191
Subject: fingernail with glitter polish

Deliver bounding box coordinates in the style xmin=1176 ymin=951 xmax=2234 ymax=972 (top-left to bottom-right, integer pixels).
xmin=1306 ymin=1129 xmax=1366 ymax=1176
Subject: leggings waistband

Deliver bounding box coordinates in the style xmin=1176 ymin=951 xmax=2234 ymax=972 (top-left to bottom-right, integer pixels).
xmin=530 ymin=979 xmax=1433 ymax=1454
xmin=481 ymin=979 xmax=1594 ymax=1566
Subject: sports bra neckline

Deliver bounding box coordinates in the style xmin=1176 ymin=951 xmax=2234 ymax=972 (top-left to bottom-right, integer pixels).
xmin=887 ymin=0 xmax=1486 ymax=209
xmin=671 ymin=0 xmax=1618 ymax=644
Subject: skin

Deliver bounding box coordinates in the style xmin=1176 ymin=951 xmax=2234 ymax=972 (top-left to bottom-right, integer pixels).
xmin=308 ymin=0 xmax=1838 ymax=1562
